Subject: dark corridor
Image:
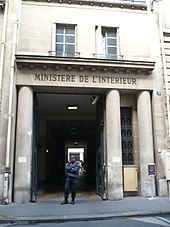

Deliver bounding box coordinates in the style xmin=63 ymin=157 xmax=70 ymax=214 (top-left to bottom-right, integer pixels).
xmin=35 ymin=93 xmax=103 ymax=198
xmin=37 ymin=122 xmax=97 ymax=195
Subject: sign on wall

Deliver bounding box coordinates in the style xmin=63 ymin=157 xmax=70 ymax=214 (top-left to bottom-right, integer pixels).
xmin=16 ymin=69 xmax=154 ymax=90
xmin=148 ymin=163 xmax=156 ymax=176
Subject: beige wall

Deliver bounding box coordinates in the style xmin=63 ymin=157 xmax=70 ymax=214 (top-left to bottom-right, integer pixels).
xmin=162 ymin=0 xmax=170 ymax=28
xmin=16 ymin=1 xmax=167 ymax=198
xmin=0 ymin=0 xmax=21 ymax=203
xmin=19 ymin=2 xmax=150 ymax=58
xmin=1 ymin=0 xmax=170 ymax=202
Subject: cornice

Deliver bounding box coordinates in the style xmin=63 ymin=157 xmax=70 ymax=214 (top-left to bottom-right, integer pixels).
xmin=15 ymin=53 xmax=155 ymax=74
xmin=22 ymin=0 xmax=147 ymax=11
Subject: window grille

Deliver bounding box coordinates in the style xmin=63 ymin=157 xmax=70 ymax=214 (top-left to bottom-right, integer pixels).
xmin=121 ymin=107 xmax=133 ymax=165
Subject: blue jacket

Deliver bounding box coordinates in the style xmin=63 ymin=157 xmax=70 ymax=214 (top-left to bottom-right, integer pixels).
xmin=65 ymin=161 xmax=80 ymax=178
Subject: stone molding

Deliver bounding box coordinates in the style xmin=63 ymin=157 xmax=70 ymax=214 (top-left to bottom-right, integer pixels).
xmin=22 ymin=0 xmax=147 ymax=11
xmin=15 ymin=53 xmax=155 ymax=74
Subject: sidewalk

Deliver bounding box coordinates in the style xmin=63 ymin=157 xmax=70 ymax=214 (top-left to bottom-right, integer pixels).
xmin=0 ymin=195 xmax=170 ymax=224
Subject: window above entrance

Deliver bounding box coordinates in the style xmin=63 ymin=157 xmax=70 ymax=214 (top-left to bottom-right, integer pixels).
xmin=104 ymin=28 xmax=118 ymax=59
xmin=54 ymin=24 xmax=77 ymax=57
xmin=50 ymin=24 xmax=79 ymax=57
xmin=94 ymin=26 xmax=120 ymax=60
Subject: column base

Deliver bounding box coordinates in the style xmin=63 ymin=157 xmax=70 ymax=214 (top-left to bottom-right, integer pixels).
xmin=107 ymin=184 xmax=123 ymax=200
xmin=14 ymin=189 xmax=31 ymax=203
xmin=158 ymin=179 xmax=168 ymax=197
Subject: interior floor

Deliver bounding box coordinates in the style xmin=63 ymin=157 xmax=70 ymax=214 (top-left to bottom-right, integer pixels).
xmin=37 ymin=168 xmax=96 ymax=195
xmin=37 ymin=169 xmax=100 ymax=202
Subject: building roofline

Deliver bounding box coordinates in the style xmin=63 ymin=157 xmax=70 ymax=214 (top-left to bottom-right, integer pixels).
xmin=23 ymin=0 xmax=147 ymax=11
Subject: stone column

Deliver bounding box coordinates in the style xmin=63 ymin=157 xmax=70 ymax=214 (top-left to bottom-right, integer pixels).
xmin=137 ymin=91 xmax=155 ymax=197
xmin=14 ymin=86 xmax=33 ymax=203
xmin=106 ymin=90 xmax=123 ymax=200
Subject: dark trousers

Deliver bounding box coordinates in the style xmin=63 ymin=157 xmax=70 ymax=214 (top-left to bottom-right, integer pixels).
xmin=64 ymin=176 xmax=77 ymax=200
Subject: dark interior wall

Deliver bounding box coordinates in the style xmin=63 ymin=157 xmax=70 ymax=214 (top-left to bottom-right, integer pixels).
xmin=86 ymin=133 xmax=96 ymax=184
xmin=49 ymin=130 xmax=65 ymax=181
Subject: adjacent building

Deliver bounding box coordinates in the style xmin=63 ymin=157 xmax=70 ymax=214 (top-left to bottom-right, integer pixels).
xmin=0 ymin=0 xmax=170 ymax=204
xmin=155 ymin=0 xmax=170 ymax=195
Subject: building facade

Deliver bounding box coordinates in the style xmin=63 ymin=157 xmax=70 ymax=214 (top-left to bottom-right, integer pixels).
xmin=0 ymin=0 xmax=170 ymax=204
xmin=155 ymin=0 xmax=170 ymax=195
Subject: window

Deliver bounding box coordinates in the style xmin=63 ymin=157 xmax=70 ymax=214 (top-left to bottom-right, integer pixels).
xmin=102 ymin=27 xmax=118 ymax=59
xmin=55 ymin=25 xmax=76 ymax=57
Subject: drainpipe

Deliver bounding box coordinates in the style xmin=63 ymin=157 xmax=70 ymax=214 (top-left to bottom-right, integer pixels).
xmin=0 ymin=0 xmax=9 ymax=111
xmin=3 ymin=21 xmax=18 ymax=205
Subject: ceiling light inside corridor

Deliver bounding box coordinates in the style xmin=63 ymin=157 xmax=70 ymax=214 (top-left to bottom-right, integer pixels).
xmin=67 ymin=105 xmax=78 ymax=110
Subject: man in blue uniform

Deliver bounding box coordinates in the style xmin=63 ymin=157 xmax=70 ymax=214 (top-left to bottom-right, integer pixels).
xmin=61 ymin=156 xmax=80 ymax=205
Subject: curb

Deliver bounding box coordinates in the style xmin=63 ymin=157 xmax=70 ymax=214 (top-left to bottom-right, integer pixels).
xmin=1 ymin=210 xmax=170 ymax=224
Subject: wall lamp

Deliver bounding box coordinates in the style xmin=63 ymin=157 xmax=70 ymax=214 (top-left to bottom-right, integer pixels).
xmin=90 ymin=96 xmax=99 ymax=105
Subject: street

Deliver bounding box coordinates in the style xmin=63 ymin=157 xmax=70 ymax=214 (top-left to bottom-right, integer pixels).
xmin=1 ymin=216 xmax=170 ymax=227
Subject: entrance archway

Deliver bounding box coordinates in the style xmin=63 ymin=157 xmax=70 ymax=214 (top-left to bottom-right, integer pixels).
xmin=34 ymin=93 xmax=104 ymax=199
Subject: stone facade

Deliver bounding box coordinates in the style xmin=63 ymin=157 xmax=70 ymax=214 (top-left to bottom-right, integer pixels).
xmin=0 ymin=0 xmax=170 ymax=204
xmin=155 ymin=0 xmax=170 ymax=196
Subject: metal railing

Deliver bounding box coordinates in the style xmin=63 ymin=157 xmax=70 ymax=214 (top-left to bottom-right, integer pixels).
xmin=48 ymin=51 xmax=80 ymax=57
xmin=48 ymin=51 xmax=124 ymax=60
xmin=93 ymin=53 xmax=124 ymax=60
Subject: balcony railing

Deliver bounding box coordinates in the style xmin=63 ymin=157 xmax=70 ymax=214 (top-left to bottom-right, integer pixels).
xmin=48 ymin=51 xmax=81 ymax=58
xmin=93 ymin=53 xmax=124 ymax=60
xmin=49 ymin=51 xmax=124 ymax=61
